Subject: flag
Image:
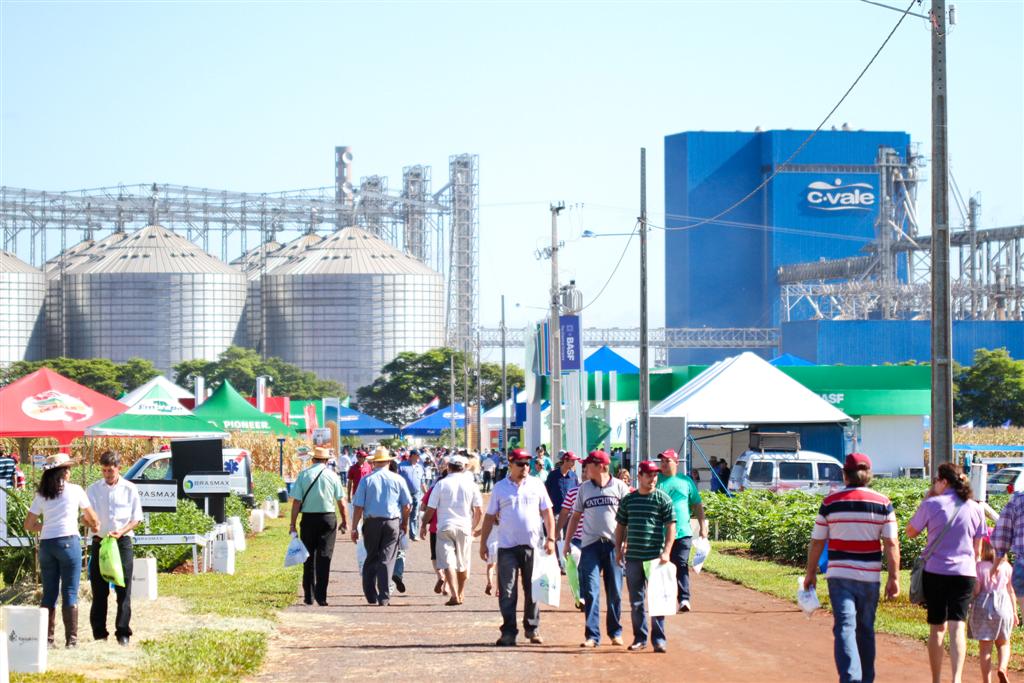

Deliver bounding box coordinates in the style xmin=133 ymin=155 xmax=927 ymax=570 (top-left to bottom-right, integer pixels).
xmin=419 ymin=396 xmax=440 ymax=416
xmin=1002 ymin=419 xmax=1013 ymax=429
xmin=959 ymin=420 xmax=974 ymax=429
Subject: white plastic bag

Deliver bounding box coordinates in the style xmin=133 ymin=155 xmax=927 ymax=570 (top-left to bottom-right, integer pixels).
xmin=691 ymin=536 xmax=711 ymax=574
xmin=646 ymin=561 xmax=678 ymax=617
xmin=356 ymin=536 xmax=367 ymax=575
xmin=284 ymin=532 xmax=309 ymax=568
xmin=796 ymin=577 xmax=821 ymax=617
xmin=399 ymin=533 xmax=409 ymax=551
xmin=531 ymin=550 xmax=561 ymax=607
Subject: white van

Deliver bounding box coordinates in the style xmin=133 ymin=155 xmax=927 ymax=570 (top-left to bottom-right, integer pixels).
xmin=727 ymin=450 xmax=844 ymax=495
xmin=125 ymin=448 xmax=255 ymax=506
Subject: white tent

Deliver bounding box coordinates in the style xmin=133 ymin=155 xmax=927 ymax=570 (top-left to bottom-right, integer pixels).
xmin=120 ymin=375 xmax=193 ymax=406
xmin=652 ymin=352 xmax=853 ymax=425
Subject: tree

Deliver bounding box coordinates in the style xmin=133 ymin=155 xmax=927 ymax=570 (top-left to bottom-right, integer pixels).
xmin=0 ymin=357 xmax=159 ymax=397
xmin=173 ymin=346 xmax=346 ymax=400
xmin=954 ymin=348 xmax=1024 ymax=427
xmin=355 ymin=347 xmax=525 ymax=426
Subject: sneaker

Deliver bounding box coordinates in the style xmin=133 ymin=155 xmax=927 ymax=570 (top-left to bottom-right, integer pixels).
xmin=525 ymin=631 xmax=543 ymax=644
xmin=627 ymin=642 xmax=647 ymax=651
xmin=580 ymin=639 xmax=598 ymax=648
xmin=378 ymin=599 xmax=390 ymax=607
xmin=610 ymin=635 xmax=624 ymax=646
xmin=679 ymin=599 xmax=691 ymax=612
xmin=117 ymin=636 xmax=130 ymax=647
xmin=394 ymin=577 xmax=406 ymax=594
xmin=653 ymin=642 xmax=667 ymax=653
xmin=495 ymin=635 xmax=517 ymax=647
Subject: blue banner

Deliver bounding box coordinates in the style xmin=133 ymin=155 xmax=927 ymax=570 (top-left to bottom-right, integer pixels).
xmin=560 ymin=315 xmax=581 ymax=371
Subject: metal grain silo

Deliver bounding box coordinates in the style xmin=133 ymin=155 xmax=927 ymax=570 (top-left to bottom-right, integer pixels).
xmin=0 ymin=250 xmax=45 ymax=365
xmin=262 ymin=226 xmax=444 ymax=392
xmin=60 ymin=225 xmax=245 ymax=374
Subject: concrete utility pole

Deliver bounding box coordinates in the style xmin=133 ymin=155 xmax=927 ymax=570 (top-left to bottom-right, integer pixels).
xmin=638 ymin=148 xmax=651 ymax=466
xmin=930 ymin=0 xmax=953 ymax=477
xmin=500 ymin=294 xmax=508 ymax=452
xmin=449 ymin=354 xmax=456 ymax=451
xmin=549 ymin=202 xmax=566 ymax=454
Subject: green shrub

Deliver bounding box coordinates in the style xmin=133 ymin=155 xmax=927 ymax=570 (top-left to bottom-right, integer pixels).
xmin=1 ymin=487 xmax=36 ymax=584
xmin=252 ymin=469 xmax=285 ymax=505
xmin=224 ymin=493 xmax=252 ymax=535
xmin=138 ymin=499 xmax=215 ymax=571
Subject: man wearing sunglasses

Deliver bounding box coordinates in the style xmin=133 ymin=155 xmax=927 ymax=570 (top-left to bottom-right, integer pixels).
xmin=479 ymin=448 xmax=556 ymax=647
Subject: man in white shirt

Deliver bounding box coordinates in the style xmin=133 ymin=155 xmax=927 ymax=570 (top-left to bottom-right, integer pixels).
xmin=419 ymin=455 xmax=482 ymax=605
xmin=337 ymin=449 xmax=353 ymax=487
xmin=87 ymin=450 xmax=144 ymax=646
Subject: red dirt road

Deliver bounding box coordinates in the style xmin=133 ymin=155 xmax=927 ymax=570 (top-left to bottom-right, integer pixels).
xmin=253 ymin=535 xmax=941 ymax=682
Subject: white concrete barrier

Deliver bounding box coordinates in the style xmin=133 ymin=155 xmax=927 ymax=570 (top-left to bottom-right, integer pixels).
xmin=262 ymin=499 xmax=280 ymax=519
xmin=132 ymin=556 xmax=158 ymax=601
xmin=249 ymin=509 xmax=266 ymax=533
xmin=227 ymin=516 xmax=247 ymax=552
xmin=212 ymin=539 xmax=235 ymax=575
xmin=2 ymin=606 xmax=46 ymax=674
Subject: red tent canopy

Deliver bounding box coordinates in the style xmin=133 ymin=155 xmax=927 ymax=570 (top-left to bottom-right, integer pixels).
xmin=0 ymin=367 xmax=128 ymax=447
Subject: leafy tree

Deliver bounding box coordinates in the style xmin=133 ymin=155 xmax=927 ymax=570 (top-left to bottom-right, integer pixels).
xmin=954 ymin=348 xmax=1024 ymax=427
xmin=0 ymin=357 xmax=158 ymax=397
xmin=355 ymin=347 xmax=525 ymax=426
xmin=173 ymin=346 xmax=345 ymax=400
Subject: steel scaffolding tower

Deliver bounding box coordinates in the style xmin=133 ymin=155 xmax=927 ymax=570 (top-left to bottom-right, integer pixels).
xmin=402 ymin=165 xmax=430 ymax=262
xmin=447 ymin=154 xmax=479 ymax=354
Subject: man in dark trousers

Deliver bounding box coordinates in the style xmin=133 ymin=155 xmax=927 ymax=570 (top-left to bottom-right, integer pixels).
xmin=290 ymin=447 xmax=348 ymax=606
xmin=351 ymin=447 xmax=411 ymax=606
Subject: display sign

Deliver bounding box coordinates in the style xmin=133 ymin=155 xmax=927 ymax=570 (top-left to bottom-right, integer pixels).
xmin=312 ymin=427 xmax=331 ymax=446
xmin=182 ymin=473 xmax=232 ymax=495
xmin=560 ymin=314 xmax=581 ymax=371
xmin=805 ymin=178 xmax=875 ymax=212
xmin=131 ymin=480 xmax=178 ymax=512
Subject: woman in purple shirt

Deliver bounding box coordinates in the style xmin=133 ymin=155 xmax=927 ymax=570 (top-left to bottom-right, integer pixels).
xmin=907 ymin=463 xmax=986 ymax=683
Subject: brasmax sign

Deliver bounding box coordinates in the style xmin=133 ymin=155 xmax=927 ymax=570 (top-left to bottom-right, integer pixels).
xmin=130 ymin=480 xmax=178 ymax=513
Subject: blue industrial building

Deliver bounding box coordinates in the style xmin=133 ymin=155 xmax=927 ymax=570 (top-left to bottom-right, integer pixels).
xmin=664 ymin=128 xmax=1024 ymax=366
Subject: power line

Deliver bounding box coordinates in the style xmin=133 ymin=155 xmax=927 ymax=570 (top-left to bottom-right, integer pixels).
xmin=578 ymin=221 xmax=639 ymax=312
xmin=660 ymin=0 xmax=919 ymax=233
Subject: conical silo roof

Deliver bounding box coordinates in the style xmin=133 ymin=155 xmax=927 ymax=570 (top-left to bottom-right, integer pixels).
xmin=234 ymin=232 xmax=325 ymax=280
xmin=268 ymin=226 xmax=437 ymax=276
xmin=63 ymin=225 xmax=240 ymax=275
xmin=44 ymin=230 xmax=134 ymax=277
xmin=0 ymin=250 xmax=41 ymax=274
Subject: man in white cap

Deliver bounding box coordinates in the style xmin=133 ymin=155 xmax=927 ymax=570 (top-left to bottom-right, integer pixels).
xmin=420 ymin=454 xmax=483 ymax=605
xmin=352 ymin=447 xmax=411 ymax=606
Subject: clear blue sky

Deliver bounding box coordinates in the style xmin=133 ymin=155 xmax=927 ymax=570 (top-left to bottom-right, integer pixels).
xmin=2 ymin=1 xmax=1021 ymax=360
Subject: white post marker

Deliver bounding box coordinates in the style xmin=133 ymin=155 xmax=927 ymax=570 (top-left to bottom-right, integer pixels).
xmin=0 ymin=606 xmax=8 ymax=683
xmin=262 ymin=499 xmax=279 ymax=519
xmin=249 ymin=509 xmax=266 ymax=533
xmin=132 ymin=557 xmax=159 ymax=601
xmin=212 ymin=539 xmax=236 ymax=575
xmin=227 ymin=516 xmax=247 ymax=552
xmin=2 ymin=606 xmax=46 ymax=674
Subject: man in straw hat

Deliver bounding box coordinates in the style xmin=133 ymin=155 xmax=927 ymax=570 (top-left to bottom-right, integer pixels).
xmin=352 ymin=446 xmax=412 ymax=606
xmin=290 ymin=447 xmax=348 ymax=606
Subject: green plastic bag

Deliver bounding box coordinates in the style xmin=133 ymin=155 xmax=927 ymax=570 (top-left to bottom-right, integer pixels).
xmin=565 ymin=552 xmax=581 ymax=602
xmin=99 ymin=537 xmax=125 ymax=587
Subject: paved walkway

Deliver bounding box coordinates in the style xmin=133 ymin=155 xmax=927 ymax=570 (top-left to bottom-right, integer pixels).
xmin=253 ymin=533 xmax=944 ymax=682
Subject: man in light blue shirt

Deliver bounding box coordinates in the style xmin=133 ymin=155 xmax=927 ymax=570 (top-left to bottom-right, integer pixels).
xmin=352 ymin=447 xmax=412 ymax=606
xmin=399 ymin=450 xmax=427 ymax=541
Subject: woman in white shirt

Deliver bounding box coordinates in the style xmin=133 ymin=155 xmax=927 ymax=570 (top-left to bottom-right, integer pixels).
xmin=23 ymin=453 xmax=99 ymax=649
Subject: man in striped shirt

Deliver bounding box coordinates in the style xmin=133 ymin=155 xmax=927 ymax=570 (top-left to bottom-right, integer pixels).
xmin=804 ymin=452 xmax=900 ymax=683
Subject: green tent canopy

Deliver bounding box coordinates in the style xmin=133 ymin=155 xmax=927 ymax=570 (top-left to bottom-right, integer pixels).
xmin=192 ymin=379 xmax=292 ymax=436
xmin=86 ymin=383 xmax=228 ymax=438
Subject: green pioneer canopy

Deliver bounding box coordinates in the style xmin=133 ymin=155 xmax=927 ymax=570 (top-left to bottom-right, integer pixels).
xmin=86 ymin=383 xmax=228 ymax=438
xmin=192 ymin=379 xmax=292 ymax=435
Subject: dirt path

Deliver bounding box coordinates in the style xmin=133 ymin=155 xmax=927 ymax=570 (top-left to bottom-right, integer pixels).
xmin=254 ymin=534 xmax=944 ymax=682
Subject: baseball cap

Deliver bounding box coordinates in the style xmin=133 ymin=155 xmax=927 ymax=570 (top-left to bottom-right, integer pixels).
xmin=448 ymin=455 xmax=468 ymax=467
xmin=409 ymin=449 xmax=420 ymax=456
xmin=583 ymin=450 xmax=610 ymax=465
xmin=844 ymin=452 xmax=872 ymax=470
xmin=508 ymin=448 xmax=532 ymax=462
xmin=560 ymin=450 xmax=580 ymax=462
xmin=638 ymin=460 xmax=661 ymax=474
xmin=658 ymin=449 xmax=679 ymax=462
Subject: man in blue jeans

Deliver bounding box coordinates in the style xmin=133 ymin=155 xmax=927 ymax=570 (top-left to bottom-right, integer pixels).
xmin=804 ymin=453 xmax=900 ymax=683
xmin=563 ymin=450 xmax=630 ymax=648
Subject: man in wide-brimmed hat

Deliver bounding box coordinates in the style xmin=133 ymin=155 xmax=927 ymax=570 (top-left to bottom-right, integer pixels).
xmin=351 ymin=447 xmax=412 ymax=606
xmin=289 ymin=447 xmax=348 ymax=606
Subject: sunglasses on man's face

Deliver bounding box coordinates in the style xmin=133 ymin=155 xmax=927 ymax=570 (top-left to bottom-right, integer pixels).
xmin=510 ymin=461 xmax=529 ymax=467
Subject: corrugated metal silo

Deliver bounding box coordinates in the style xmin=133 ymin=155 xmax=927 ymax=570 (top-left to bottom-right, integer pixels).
xmin=0 ymin=250 xmax=45 ymax=365
xmin=262 ymin=226 xmax=444 ymax=392
xmin=60 ymin=225 xmax=245 ymax=374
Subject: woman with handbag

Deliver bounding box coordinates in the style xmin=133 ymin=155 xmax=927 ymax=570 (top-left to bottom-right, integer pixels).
xmin=907 ymin=463 xmax=987 ymax=683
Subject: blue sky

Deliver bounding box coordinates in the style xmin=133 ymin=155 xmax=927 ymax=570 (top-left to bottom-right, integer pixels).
xmin=2 ymin=1 xmax=1022 ymax=360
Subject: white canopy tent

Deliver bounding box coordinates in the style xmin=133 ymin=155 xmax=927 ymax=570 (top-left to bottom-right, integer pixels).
xmin=120 ymin=374 xmax=193 ymax=406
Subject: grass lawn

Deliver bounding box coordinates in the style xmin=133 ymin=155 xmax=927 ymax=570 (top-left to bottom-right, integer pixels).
xmin=705 ymin=541 xmax=1024 ymax=670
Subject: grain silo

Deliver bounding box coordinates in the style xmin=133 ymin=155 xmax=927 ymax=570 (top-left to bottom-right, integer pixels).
xmin=0 ymin=250 xmax=45 ymax=365
xmin=59 ymin=225 xmax=245 ymax=374
xmin=262 ymin=226 xmax=444 ymax=392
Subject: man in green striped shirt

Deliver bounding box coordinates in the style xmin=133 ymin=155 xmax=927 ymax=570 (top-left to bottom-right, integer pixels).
xmin=614 ymin=460 xmax=676 ymax=653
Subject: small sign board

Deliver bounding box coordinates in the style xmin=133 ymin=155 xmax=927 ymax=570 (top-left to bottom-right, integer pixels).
xmin=311 ymin=427 xmax=331 ymax=446
xmin=182 ymin=473 xmax=232 ymax=496
xmin=131 ymin=480 xmax=178 ymax=513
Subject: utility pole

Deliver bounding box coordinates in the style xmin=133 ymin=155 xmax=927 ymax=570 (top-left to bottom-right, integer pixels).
xmin=500 ymin=294 xmax=508 ymax=453
xmin=476 ymin=331 xmax=482 ymax=452
xmin=930 ymin=0 xmax=952 ymax=477
xmin=449 ymin=353 xmax=456 ymax=451
xmin=549 ymin=202 xmax=566 ymax=454
xmin=638 ymin=148 xmax=650 ymax=469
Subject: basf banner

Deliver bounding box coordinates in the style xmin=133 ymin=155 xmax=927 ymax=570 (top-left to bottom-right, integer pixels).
xmin=560 ymin=315 xmax=581 ymax=371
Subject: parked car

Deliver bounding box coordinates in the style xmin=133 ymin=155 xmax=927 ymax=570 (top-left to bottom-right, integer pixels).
xmin=124 ymin=448 xmax=255 ymax=506
xmin=727 ymin=450 xmax=844 ymax=495
xmin=986 ymin=467 xmax=1024 ymax=495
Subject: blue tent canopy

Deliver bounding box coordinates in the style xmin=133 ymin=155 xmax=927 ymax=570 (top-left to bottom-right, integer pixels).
xmin=769 ymin=353 xmax=815 ymax=367
xmin=401 ymin=403 xmax=466 ymax=436
xmin=337 ymin=405 xmax=400 ymax=435
xmin=584 ymin=346 xmax=639 ymax=374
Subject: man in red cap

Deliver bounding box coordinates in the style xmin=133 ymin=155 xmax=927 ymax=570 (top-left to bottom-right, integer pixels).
xmin=347 ymin=450 xmax=371 ymax=501
xmin=656 ymin=449 xmax=706 ymax=612
xmin=615 ymin=460 xmax=676 ymax=653
xmin=803 ymin=452 xmax=900 ymax=683
xmin=545 ymin=451 xmax=579 ymax=526
xmin=479 ymin=448 xmax=556 ymax=647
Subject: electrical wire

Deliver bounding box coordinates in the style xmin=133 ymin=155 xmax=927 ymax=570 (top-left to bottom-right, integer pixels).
xmin=577 ymin=221 xmax=639 ymax=312
xmin=655 ymin=0 xmax=919 ymax=234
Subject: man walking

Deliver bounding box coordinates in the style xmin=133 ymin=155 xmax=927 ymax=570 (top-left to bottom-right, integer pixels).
xmin=479 ymin=448 xmax=556 ymax=647
xmin=656 ymin=449 xmax=707 ymax=612
xmin=420 ymin=454 xmax=482 ymax=605
xmin=545 ymin=451 xmax=579 ymax=518
xmin=564 ymin=450 xmax=630 ymax=648
xmin=0 ymin=447 xmax=15 ymax=488
xmin=481 ymin=451 xmax=497 ymax=493
xmin=87 ymin=450 xmax=143 ymax=646
xmin=347 ymin=449 xmax=371 ymax=501
xmin=290 ymin=447 xmax=348 ymax=606
xmin=352 ymin=447 xmax=411 ymax=607
xmin=614 ymin=460 xmax=676 ymax=653
xmin=804 ymin=453 xmax=900 ymax=683
xmin=399 ymin=450 xmax=427 ymax=540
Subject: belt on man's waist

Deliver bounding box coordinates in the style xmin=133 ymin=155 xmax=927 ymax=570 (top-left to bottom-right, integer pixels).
xmin=365 ymin=516 xmax=399 ymax=520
